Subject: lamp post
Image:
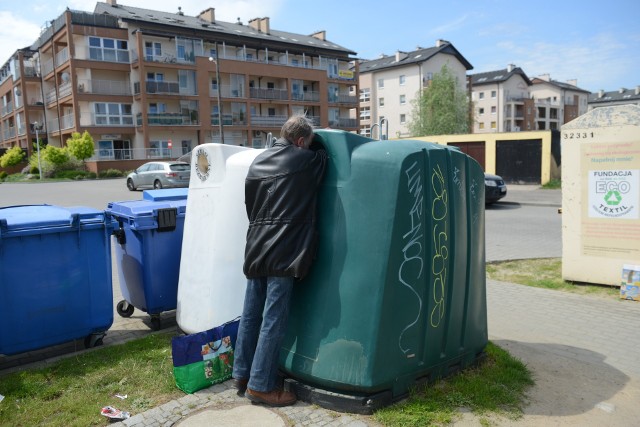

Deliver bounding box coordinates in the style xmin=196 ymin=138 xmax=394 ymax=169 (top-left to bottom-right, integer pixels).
xmin=32 ymin=121 xmax=43 ymax=180
xmin=209 ymin=44 xmax=224 ymax=144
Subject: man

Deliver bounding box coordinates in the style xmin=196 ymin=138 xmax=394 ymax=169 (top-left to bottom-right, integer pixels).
xmin=232 ymin=116 xmax=327 ymax=407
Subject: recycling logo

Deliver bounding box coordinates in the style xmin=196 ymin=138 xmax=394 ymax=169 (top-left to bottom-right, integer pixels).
xmin=604 ymin=190 xmax=622 ymax=206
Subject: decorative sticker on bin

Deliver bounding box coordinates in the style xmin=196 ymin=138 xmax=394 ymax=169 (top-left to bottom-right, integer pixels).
xmin=195 ymin=148 xmax=211 ymax=182
xmin=398 ymin=160 xmax=425 ymax=359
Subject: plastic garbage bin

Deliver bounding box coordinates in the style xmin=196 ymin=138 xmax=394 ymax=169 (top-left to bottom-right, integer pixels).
xmin=0 ymin=205 xmax=113 ymax=355
xmin=106 ymin=188 xmax=188 ymax=330
xmin=278 ymin=130 xmax=488 ymax=414
xmin=177 ymin=144 xmax=264 ymax=334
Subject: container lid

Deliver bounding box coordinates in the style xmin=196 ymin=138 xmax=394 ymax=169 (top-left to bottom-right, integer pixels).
xmin=0 ymin=205 xmax=104 ymax=232
xmin=143 ymin=188 xmax=188 ymax=201
xmin=106 ymin=198 xmax=187 ymax=229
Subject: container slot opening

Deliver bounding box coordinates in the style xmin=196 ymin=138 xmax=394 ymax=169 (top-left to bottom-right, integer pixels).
xmin=157 ymin=208 xmax=177 ymax=232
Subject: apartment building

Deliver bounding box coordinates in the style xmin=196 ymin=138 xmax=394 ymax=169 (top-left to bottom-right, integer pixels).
xmin=470 ymin=65 xmax=534 ymax=133
xmin=357 ymin=40 xmax=472 ymax=139
xmin=529 ymin=75 xmax=589 ymax=130
xmin=0 ymin=0 xmax=358 ymax=172
xmin=588 ymin=86 xmax=640 ymax=110
xmin=470 ymin=65 xmax=590 ymax=133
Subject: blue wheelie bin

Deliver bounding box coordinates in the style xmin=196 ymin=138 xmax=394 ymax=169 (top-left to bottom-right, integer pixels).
xmin=106 ymin=188 xmax=187 ymax=330
xmin=0 ymin=205 xmax=113 ymax=355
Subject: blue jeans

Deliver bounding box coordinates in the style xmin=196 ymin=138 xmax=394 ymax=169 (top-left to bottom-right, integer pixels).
xmin=233 ymin=276 xmax=295 ymax=392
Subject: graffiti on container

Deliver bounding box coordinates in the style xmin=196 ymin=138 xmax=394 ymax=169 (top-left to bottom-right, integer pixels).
xmin=470 ymin=178 xmax=479 ymax=225
xmin=452 ymin=166 xmax=464 ymax=200
xmin=398 ymin=160 xmax=424 ymax=358
xmin=430 ymin=165 xmax=449 ymax=328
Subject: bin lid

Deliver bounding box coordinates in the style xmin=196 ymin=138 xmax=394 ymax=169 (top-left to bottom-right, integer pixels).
xmin=106 ymin=198 xmax=187 ymax=230
xmin=0 ymin=205 xmax=105 ymax=232
xmin=143 ymin=188 xmax=188 ymax=201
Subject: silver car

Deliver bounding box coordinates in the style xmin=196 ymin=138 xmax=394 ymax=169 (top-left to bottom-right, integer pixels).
xmin=126 ymin=161 xmax=190 ymax=191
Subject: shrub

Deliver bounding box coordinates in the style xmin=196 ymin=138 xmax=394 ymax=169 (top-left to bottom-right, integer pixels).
xmin=99 ymin=168 xmax=124 ymax=178
xmin=0 ymin=146 xmax=26 ymax=168
xmin=0 ymin=171 xmax=8 ymax=181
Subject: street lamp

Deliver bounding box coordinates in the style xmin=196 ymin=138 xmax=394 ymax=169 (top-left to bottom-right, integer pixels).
xmin=209 ymin=44 xmax=224 ymax=144
xmin=32 ymin=121 xmax=43 ymax=180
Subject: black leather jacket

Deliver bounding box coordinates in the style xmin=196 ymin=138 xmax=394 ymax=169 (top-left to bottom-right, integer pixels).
xmin=243 ymin=138 xmax=327 ymax=279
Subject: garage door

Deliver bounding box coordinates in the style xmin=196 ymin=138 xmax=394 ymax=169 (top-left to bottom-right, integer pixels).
xmin=448 ymin=142 xmax=485 ymax=170
xmin=496 ymin=139 xmax=541 ymax=184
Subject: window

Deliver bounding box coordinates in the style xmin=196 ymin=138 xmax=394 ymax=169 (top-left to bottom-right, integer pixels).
xmin=379 ymin=97 xmax=385 ymax=107
xmin=491 ymin=90 xmax=497 ymax=98
xmin=399 ymin=94 xmax=406 ymax=105
xmin=89 ymin=36 xmax=129 ymax=63
xmin=94 ymin=103 xmax=133 ymax=125
xmin=267 ymin=82 xmax=275 ymax=89
xmin=491 ymin=106 xmax=497 ymax=114
xmin=399 ymin=75 xmax=406 ymax=85
xmin=479 ymin=122 xmax=485 ymax=129
xmin=144 ymin=41 xmax=162 ymax=61
xmin=378 ymin=78 xmax=384 ymax=89
xmin=149 ymin=140 xmax=171 ymax=158
xmin=360 ymin=106 xmax=371 ymax=119
xmin=359 ymin=88 xmax=370 ymax=102
xmin=268 ymin=108 xmax=276 ymax=116
xmin=491 ymin=121 xmax=497 ymax=129
xmin=400 ymin=114 xmax=406 ymax=124
xmin=479 ymin=92 xmax=485 ymax=99
xmin=360 ymin=126 xmax=371 ymax=137
xmin=479 ymin=107 xmax=485 ymax=115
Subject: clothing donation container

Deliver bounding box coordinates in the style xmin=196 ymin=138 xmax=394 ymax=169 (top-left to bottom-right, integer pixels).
xmin=177 ymin=144 xmax=265 ymax=334
xmin=279 ymin=130 xmax=488 ymax=414
xmin=106 ymin=188 xmax=188 ymax=330
xmin=0 ymin=205 xmax=113 ymax=355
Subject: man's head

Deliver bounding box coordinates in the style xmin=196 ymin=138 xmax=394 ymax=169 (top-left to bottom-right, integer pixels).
xmin=281 ymin=115 xmax=314 ymax=149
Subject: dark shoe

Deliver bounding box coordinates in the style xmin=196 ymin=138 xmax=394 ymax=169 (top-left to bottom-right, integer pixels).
xmin=246 ymin=387 xmax=297 ymax=407
xmin=233 ymin=378 xmax=249 ymax=396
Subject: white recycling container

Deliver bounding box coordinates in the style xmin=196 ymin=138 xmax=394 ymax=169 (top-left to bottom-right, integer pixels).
xmin=177 ymin=144 xmax=265 ymax=334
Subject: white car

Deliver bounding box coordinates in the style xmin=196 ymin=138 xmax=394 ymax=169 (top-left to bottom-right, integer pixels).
xmin=126 ymin=161 xmax=190 ymax=191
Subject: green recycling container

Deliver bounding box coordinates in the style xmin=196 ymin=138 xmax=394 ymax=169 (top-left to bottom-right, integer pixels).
xmin=280 ymin=130 xmax=487 ymax=413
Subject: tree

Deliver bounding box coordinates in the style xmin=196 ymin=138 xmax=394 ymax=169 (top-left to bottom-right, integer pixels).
xmin=408 ymin=64 xmax=471 ymax=136
xmin=0 ymin=146 xmax=26 ymax=168
xmin=41 ymin=145 xmax=70 ymax=166
xmin=66 ymin=131 xmax=95 ymax=169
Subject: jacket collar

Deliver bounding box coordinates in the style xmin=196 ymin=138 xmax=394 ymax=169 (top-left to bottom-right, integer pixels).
xmin=272 ymin=137 xmax=293 ymax=148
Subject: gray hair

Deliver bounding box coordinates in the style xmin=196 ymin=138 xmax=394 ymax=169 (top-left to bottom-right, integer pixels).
xmin=281 ymin=115 xmax=313 ymax=143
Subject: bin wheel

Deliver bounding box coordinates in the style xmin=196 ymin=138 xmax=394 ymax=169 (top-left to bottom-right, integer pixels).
xmin=117 ymin=300 xmax=134 ymax=318
xmin=84 ymin=333 xmax=105 ymax=349
xmin=150 ymin=315 xmax=161 ymax=331
xmin=127 ymin=178 xmax=136 ymax=191
xmin=153 ymin=180 xmax=163 ymax=189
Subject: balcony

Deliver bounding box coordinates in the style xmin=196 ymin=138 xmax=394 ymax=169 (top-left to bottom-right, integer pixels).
xmin=136 ymin=112 xmax=199 ymax=126
xmin=134 ymin=80 xmax=180 ymax=95
xmin=220 ymin=85 xmax=245 ymax=98
xmin=78 ymin=79 xmax=131 ymax=96
xmin=251 ymin=115 xmax=288 ymax=127
xmin=249 ymin=87 xmax=288 ymax=101
xmin=85 ymin=113 xmax=134 ymax=127
xmin=1 ymin=101 xmax=13 ymax=117
xmin=329 ymin=118 xmax=357 ymax=128
xmin=90 ymin=146 xmax=188 ymax=161
xmin=55 ymin=47 xmax=69 ymax=68
xmin=58 ymin=81 xmax=72 ymax=98
xmin=211 ymin=114 xmax=234 ymax=126
xmin=291 ymin=91 xmax=320 ymax=102
xmin=46 ymin=113 xmax=75 ymax=133
xmin=329 ymin=94 xmax=358 ymax=104
xmin=2 ymin=126 xmax=16 ymax=140
xmin=41 ymin=58 xmax=54 ymax=76
xmin=18 ymin=123 xmax=26 ymax=136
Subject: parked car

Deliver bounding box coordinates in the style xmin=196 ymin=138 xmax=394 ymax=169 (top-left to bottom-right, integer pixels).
xmin=126 ymin=161 xmax=190 ymax=191
xmin=484 ymin=173 xmax=507 ymax=204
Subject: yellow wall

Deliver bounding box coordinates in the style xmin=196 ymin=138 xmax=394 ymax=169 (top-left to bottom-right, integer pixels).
xmin=394 ymin=131 xmax=554 ymax=184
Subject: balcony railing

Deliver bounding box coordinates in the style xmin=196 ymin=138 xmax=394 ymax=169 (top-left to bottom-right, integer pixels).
xmin=329 ymin=94 xmax=358 ymax=104
xmin=55 ymin=47 xmax=69 ymax=68
xmin=18 ymin=123 xmax=26 ymax=136
xmin=24 ymin=66 xmax=39 ymax=77
xmin=220 ymin=85 xmax=245 ymax=98
xmin=41 ymin=58 xmax=54 ymax=76
xmin=249 ymin=87 xmax=288 ymax=100
xmin=2 ymin=127 xmax=16 ymax=140
xmin=330 ymin=118 xmax=357 ymax=128
xmin=291 ymin=91 xmax=320 ymax=102
xmin=58 ymin=81 xmax=72 ymax=98
xmin=89 ymin=147 xmax=190 ymax=161
xmin=78 ymin=79 xmax=131 ymax=96
xmin=134 ymin=80 xmax=180 ymax=95
xmin=251 ymin=115 xmax=288 ymax=127
xmin=1 ymin=101 xmax=13 ymax=116
xmin=46 ymin=114 xmax=75 ymax=133
xmin=211 ymin=113 xmax=245 ymax=126
xmin=45 ymin=88 xmax=58 ymax=105
xmin=136 ymin=112 xmax=199 ymax=126
xmin=83 ymin=113 xmax=135 ymax=127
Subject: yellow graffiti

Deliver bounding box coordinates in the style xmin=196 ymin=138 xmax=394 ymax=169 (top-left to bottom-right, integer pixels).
xmin=430 ymin=165 xmax=449 ymax=328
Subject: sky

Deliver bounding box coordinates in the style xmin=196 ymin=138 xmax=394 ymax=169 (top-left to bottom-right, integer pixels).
xmin=1 ymin=0 xmax=638 ymax=93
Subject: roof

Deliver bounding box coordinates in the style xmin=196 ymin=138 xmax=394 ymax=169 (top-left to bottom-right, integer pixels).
xmin=358 ymin=42 xmax=473 ymax=73
xmin=531 ymin=77 xmax=590 ymax=94
xmin=93 ymin=2 xmax=356 ymax=55
xmin=469 ymin=67 xmax=531 ymax=86
xmin=588 ymin=87 xmax=640 ymax=104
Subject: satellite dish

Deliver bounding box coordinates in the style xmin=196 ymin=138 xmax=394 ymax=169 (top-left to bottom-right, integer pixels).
xmin=61 ymin=72 xmax=70 ymax=82
xmin=15 ymin=88 xmax=21 ymax=96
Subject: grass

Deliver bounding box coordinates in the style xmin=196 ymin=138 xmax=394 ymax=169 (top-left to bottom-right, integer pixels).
xmin=541 ymin=179 xmax=561 ymax=189
xmin=0 ymin=332 xmax=182 ymax=427
xmin=374 ymin=342 xmax=533 ymax=426
xmin=486 ymin=258 xmax=619 ymax=298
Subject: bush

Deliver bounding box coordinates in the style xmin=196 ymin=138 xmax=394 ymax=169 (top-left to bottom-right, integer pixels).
xmin=0 ymin=146 xmax=26 ymax=168
xmin=0 ymin=171 xmax=7 ymax=181
xmin=98 ymin=169 xmax=124 ymax=178
xmin=53 ymin=170 xmax=93 ymax=180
